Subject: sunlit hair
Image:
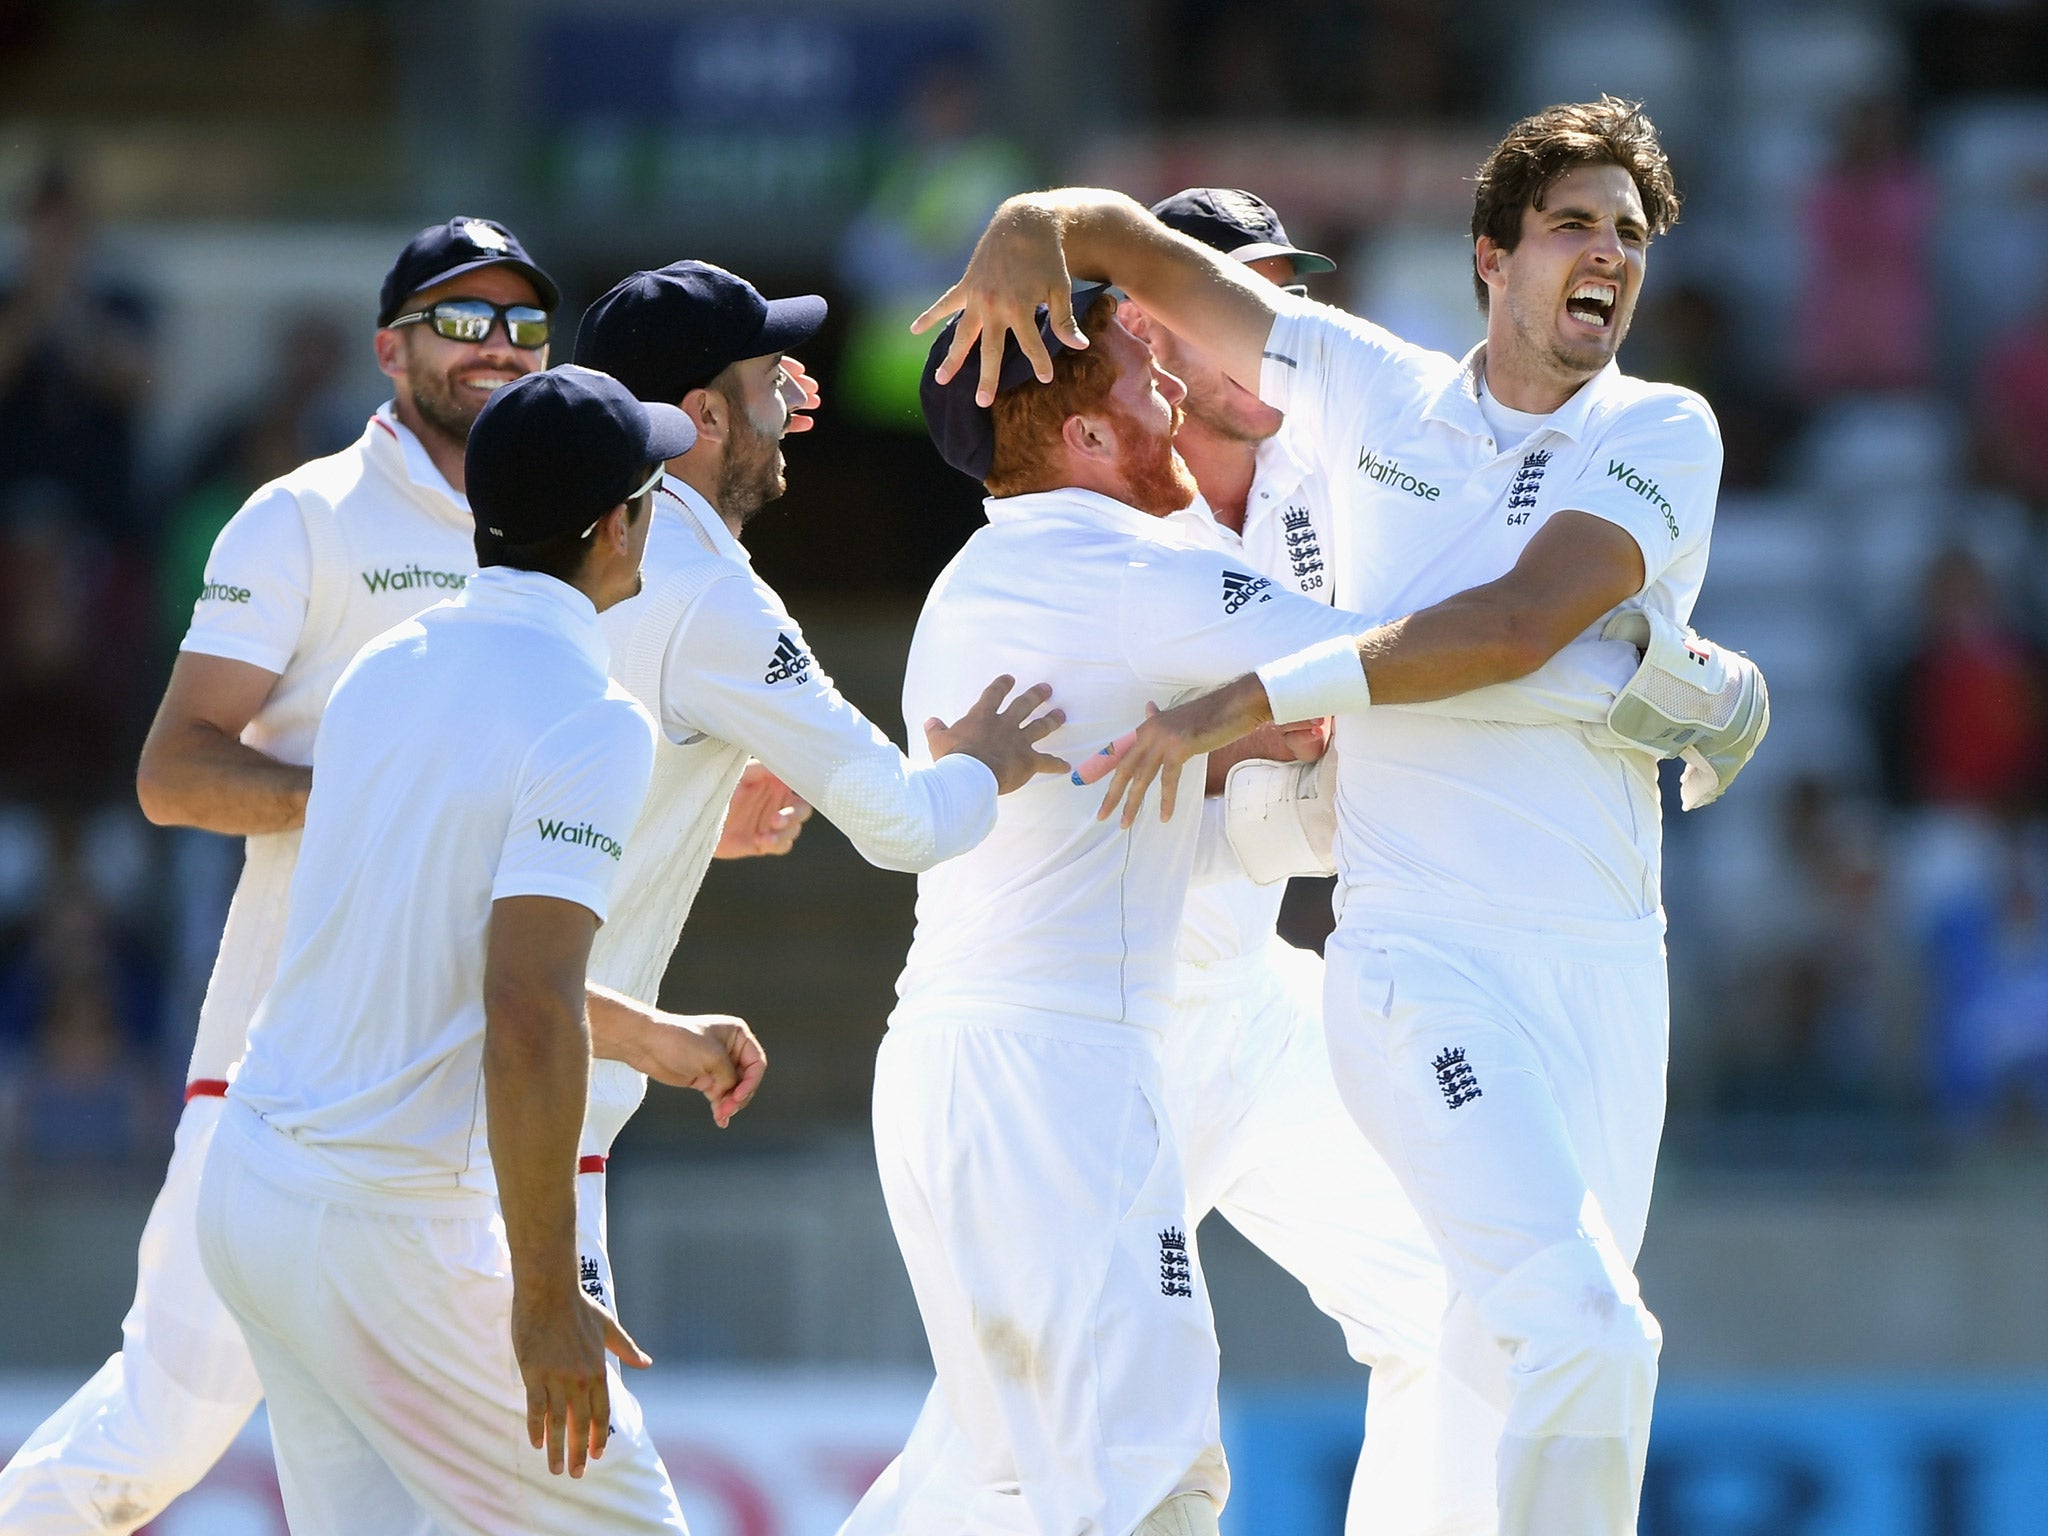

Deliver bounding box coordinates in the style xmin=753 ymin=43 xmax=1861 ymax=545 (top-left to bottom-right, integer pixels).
xmin=1469 ymin=95 xmax=1680 ymax=311
xmin=984 ymin=291 xmax=1120 ymax=497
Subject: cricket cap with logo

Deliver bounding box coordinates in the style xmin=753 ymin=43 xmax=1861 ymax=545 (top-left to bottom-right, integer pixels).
xmin=919 ymin=279 xmax=1115 ymax=482
xmin=1149 ymin=188 xmax=1335 ymax=276
xmin=378 ymin=216 xmax=561 ymax=327
xmin=573 ymin=260 xmax=828 ymax=402
xmin=466 ymin=366 xmax=695 ymax=561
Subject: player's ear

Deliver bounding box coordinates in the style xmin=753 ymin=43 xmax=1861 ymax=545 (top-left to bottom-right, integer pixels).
xmin=1117 ymin=298 xmax=1154 ymax=342
xmin=1062 ymin=411 xmax=1114 ymax=462
xmin=681 ymin=387 xmax=722 ymax=448
xmin=372 ymin=327 xmax=406 ymax=383
xmin=1474 ymin=236 xmax=1509 ymax=295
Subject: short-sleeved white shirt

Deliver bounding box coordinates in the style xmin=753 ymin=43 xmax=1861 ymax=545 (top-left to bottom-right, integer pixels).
xmin=894 ymin=487 xmax=1374 ymax=1038
xmin=175 ymin=406 xmax=480 ymax=1083
xmin=1258 ymin=301 xmax=1722 ymax=942
xmin=1166 ymin=425 xmax=1335 ymax=966
xmin=226 ymin=568 xmax=657 ymax=1212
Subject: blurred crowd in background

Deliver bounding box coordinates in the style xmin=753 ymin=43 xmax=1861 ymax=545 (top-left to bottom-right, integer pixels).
xmin=1 ymin=0 xmax=2046 ymax=1191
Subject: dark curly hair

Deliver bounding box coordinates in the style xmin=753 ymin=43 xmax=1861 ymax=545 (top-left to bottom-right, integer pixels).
xmin=1470 ymin=96 xmax=1681 ymax=311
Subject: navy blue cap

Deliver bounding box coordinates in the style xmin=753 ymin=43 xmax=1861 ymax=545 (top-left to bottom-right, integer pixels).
xmin=466 ymin=366 xmax=696 ymax=553
xmin=1150 ymin=188 xmax=1335 ymax=276
xmin=573 ymin=260 xmax=827 ymax=402
xmin=919 ymin=281 xmax=1112 ymax=482
xmin=378 ymin=217 xmax=560 ymax=327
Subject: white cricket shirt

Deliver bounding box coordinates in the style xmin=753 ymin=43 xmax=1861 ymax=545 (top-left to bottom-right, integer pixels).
xmin=1258 ymin=301 xmax=1722 ymax=943
xmin=577 ymin=477 xmax=1000 ymax=1154
xmin=893 ymin=486 xmax=1377 ymax=1039
xmin=177 ymin=405 xmax=479 ymax=1082
xmin=224 ymin=568 xmax=657 ymax=1212
xmin=1166 ymin=425 xmax=1335 ymax=966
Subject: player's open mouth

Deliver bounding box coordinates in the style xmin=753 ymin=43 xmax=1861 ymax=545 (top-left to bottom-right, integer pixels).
xmin=462 ymin=375 xmax=517 ymax=393
xmin=1565 ymin=281 xmax=1617 ymax=329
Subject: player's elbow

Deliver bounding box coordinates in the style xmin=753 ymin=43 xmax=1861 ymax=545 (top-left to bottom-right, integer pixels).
xmin=1480 ymin=603 xmax=1566 ymax=684
xmin=134 ymin=743 xmax=183 ymax=826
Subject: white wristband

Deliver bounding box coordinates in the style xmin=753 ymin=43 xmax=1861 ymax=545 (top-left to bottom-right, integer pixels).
xmin=1254 ymin=635 xmax=1372 ymax=724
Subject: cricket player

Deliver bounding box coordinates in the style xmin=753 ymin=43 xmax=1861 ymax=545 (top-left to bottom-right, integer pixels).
xmin=927 ymin=98 xmax=1770 ymax=1534
xmin=0 ymin=218 xmax=762 ymax=1534
xmin=196 ymin=364 xmax=695 ymax=1533
xmin=565 ymin=259 xmax=1071 ymax=1321
xmin=863 ymin=279 xmax=1650 ymax=1536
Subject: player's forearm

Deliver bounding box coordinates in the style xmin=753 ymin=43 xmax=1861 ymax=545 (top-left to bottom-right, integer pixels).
xmin=1015 ymin=189 xmax=1280 ymax=389
xmin=586 ymin=982 xmax=661 ymax=1074
xmin=135 ymin=720 xmax=312 ymax=834
xmin=485 ymin=987 xmax=589 ymax=1302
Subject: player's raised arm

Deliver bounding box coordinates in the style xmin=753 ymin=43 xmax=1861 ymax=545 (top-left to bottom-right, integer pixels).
xmin=917 ymin=190 xmax=1283 ymax=407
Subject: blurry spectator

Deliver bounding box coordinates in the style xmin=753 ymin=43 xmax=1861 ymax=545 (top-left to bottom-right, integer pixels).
xmin=1712 ymin=779 xmax=1917 ymax=1116
xmin=0 ymin=495 xmax=151 ymax=816
xmin=836 ymin=66 xmax=1029 ymax=431
xmin=158 ymin=314 xmax=357 ymax=650
xmin=1925 ymin=828 xmax=2048 ymax=1138
xmin=1875 ymin=548 xmax=2048 ymax=815
xmin=1791 ymin=95 xmax=1936 ymax=400
xmin=1628 ymin=279 xmax=1800 ymax=488
xmin=0 ymin=865 xmax=165 ymax=1180
xmin=1975 ymin=283 xmax=2048 ymax=516
xmin=0 ymin=164 xmax=151 ymax=541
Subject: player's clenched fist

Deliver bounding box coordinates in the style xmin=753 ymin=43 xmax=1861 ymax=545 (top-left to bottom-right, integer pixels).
xmin=714 ymin=760 xmax=812 ymax=859
xmin=640 ymin=1011 xmax=766 ymax=1128
xmin=924 ymin=675 xmax=1070 ymax=794
xmin=514 ymin=1284 xmax=650 ymax=1478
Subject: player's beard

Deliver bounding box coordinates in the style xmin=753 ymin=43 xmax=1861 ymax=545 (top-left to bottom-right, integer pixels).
xmin=715 ymin=391 xmax=788 ymax=528
xmin=1110 ymin=401 xmax=1199 ymax=517
xmin=405 ymin=357 xmax=523 ymax=451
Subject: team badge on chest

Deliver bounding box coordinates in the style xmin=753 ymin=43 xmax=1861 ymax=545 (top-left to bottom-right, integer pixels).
xmin=1505 ymin=449 xmax=1550 ymax=527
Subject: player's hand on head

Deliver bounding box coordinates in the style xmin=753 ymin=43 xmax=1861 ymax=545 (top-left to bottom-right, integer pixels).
xmin=713 ymin=761 xmax=812 ymax=859
xmin=924 ymin=674 xmax=1069 ymax=795
xmin=913 ymin=200 xmax=1084 ymax=407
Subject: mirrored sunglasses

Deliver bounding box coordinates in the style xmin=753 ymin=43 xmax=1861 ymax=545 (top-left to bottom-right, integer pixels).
xmin=388 ymin=298 xmax=551 ymax=350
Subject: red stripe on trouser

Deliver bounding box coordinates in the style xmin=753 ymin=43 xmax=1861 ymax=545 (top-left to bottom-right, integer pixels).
xmin=185 ymin=1079 xmax=230 ymax=1102
xmin=578 ymin=1155 xmax=607 ymax=1174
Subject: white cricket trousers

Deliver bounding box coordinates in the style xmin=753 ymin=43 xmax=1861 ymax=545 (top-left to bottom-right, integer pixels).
xmin=1165 ymin=941 xmax=1490 ymax=1536
xmin=870 ymin=1015 xmax=1227 ymax=1536
xmin=0 ymin=1092 xmax=262 ymax=1534
xmin=195 ymin=1103 xmax=688 ymax=1536
xmin=1323 ymin=919 xmax=1668 ymax=1536
xmin=844 ymin=945 xmax=1490 ymax=1536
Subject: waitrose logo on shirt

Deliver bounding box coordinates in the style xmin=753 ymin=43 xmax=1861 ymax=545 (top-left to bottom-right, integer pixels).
xmin=1606 ymin=459 xmax=1681 ymax=540
xmin=362 ymin=565 xmax=469 ymax=595
xmin=537 ymin=819 xmax=625 ymax=860
xmin=1356 ymin=448 xmax=1442 ymax=502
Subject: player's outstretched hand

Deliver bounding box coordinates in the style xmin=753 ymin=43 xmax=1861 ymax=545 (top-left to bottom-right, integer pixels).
xmin=638 ymin=1011 xmax=766 ymax=1128
xmin=714 ymin=761 xmax=812 ymax=859
xmin=1096 ymin=676 xmax=1273 ymax=828
xmin=778 ymin=356 xmax=822 ymax=433
xmin=515 ymin=1285 xmax=649 ymax=1479
xmin=913 ymin=199 xmax=1087 ymax=407
xmin=925 ymin=674 xmax=1069 ymax=794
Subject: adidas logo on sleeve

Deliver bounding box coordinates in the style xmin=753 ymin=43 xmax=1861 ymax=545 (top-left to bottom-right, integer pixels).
xmin=764 ymin=632 xmax=813 ymax=685
xmin=1221 ymin=569 xmax=1274 ymax=614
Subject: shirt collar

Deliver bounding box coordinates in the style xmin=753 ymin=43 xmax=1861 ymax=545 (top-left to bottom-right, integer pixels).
xmin=1420 ymin=342 xmax=1619 ymax=447
xmin=983 ymin=486 xmax=1198 ymax=544
xmin=371 ymin=402 xmax=469 ymax=511
xmin=456 ymin=566 xmax=609 ymax=673
xmin=658 ymin=475 xmax=750 ymax=566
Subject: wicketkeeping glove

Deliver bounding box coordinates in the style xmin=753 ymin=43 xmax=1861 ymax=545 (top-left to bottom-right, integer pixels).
xmin=1598 ymin=607 xmax=1770 ymax=810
